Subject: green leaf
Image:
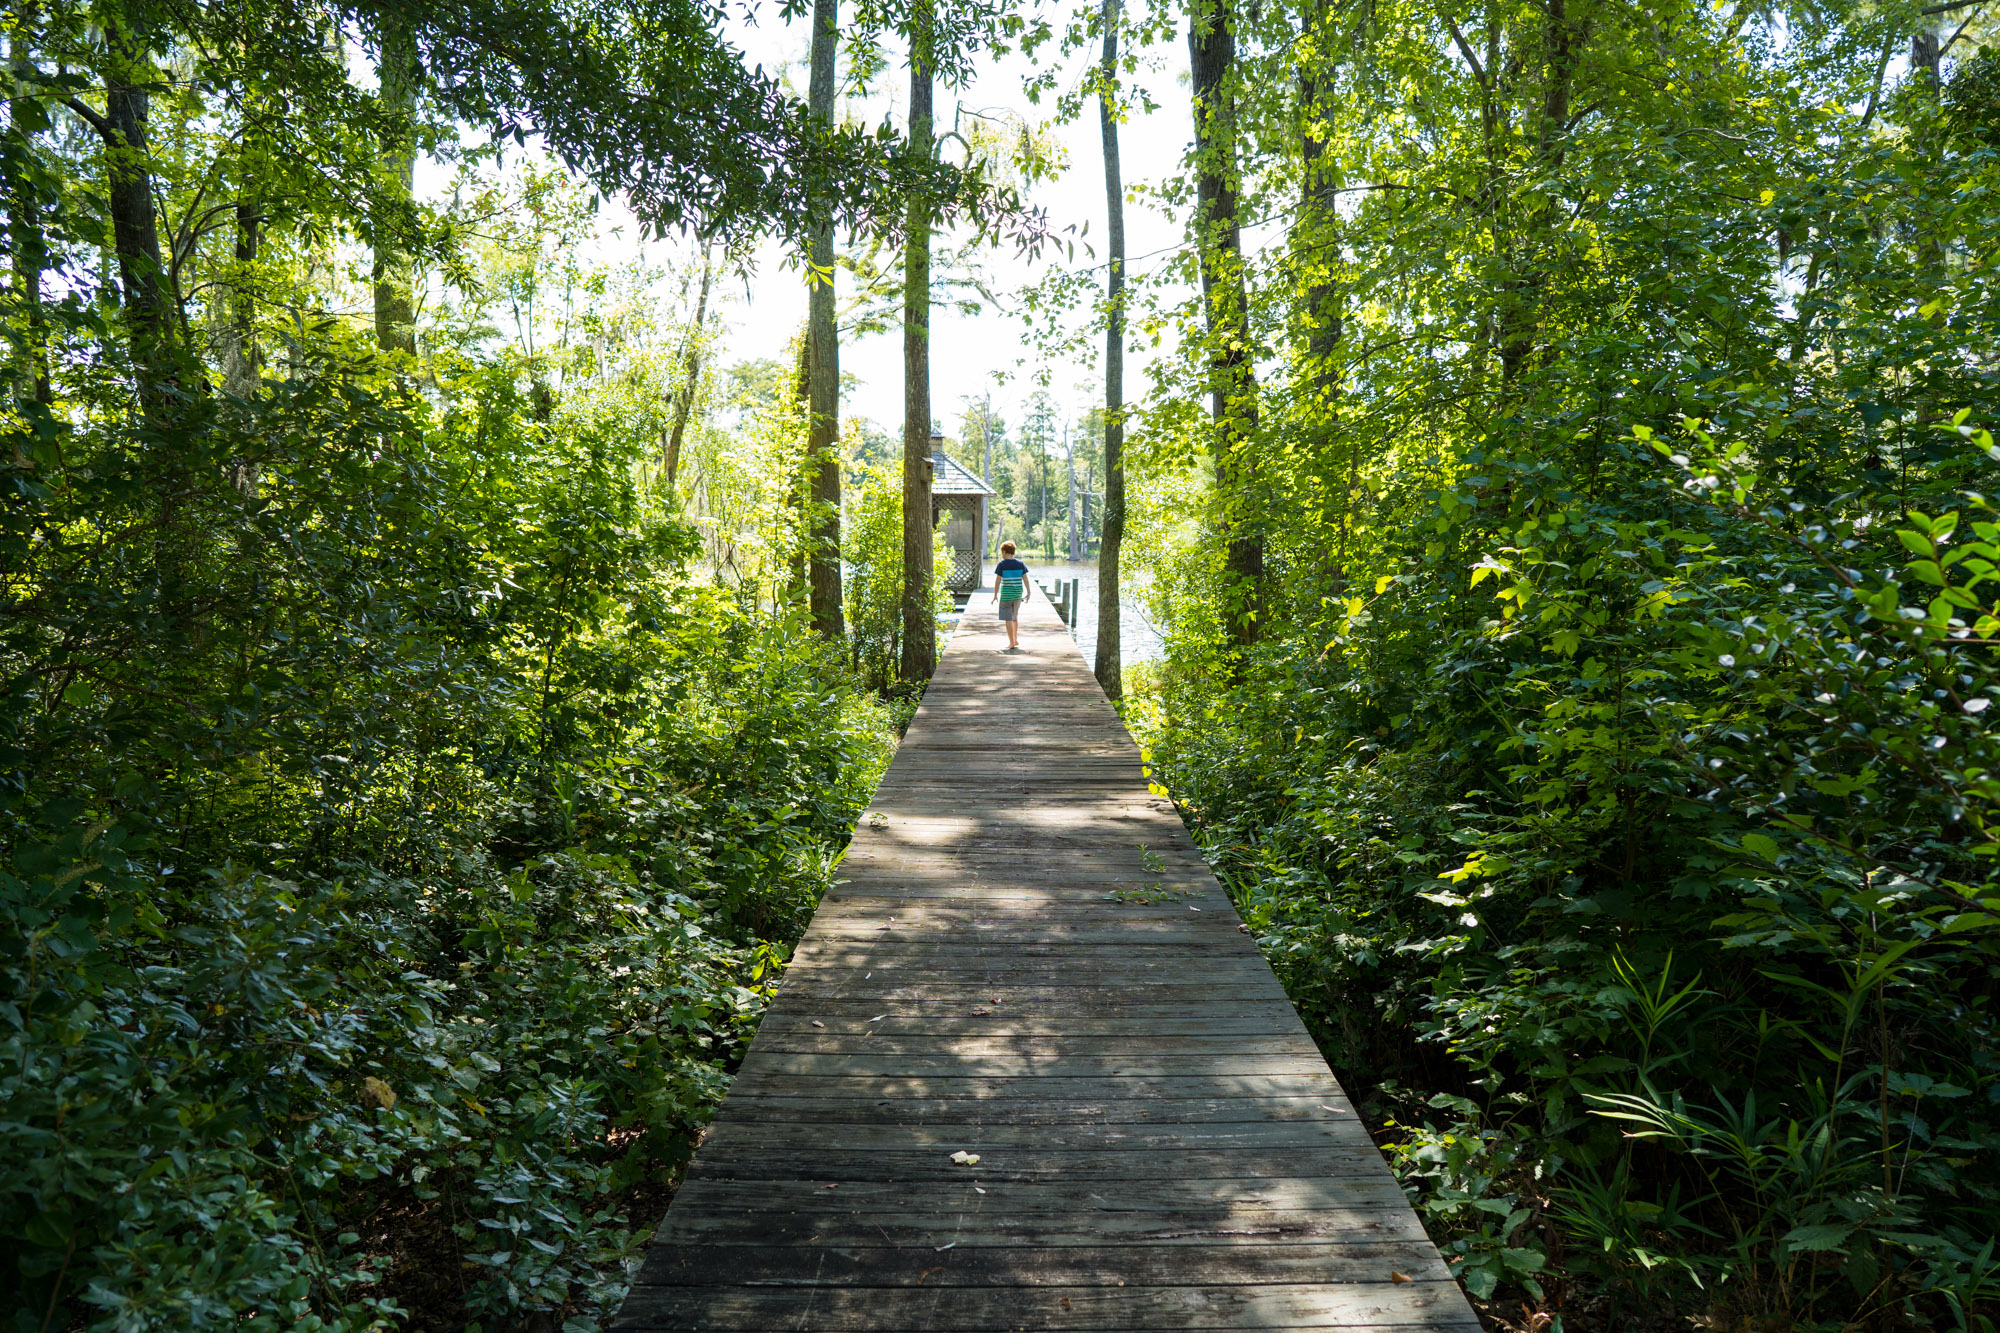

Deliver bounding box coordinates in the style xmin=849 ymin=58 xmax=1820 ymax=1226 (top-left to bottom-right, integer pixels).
xmin=1740 ymin=833 xmax=1780 ymax=863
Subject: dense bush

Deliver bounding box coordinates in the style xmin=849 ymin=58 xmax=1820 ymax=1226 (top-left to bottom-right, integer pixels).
xmin=2 ymin=320 xmax=897 ymax=1329
xmin=1129 ymin=14 xmax=2000 ymax=1330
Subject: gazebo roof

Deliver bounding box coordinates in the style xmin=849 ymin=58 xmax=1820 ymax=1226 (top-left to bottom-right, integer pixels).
xmin=932 ymin=452 xmax=996 ymax=497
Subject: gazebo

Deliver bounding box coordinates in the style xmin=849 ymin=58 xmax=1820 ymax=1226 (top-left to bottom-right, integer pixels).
xmin=929 ymin=445 xmax=996 ymax=595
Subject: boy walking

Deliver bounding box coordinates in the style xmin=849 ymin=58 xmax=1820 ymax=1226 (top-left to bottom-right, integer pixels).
xmin=991 ymin=542 xmax=1031 ymax=652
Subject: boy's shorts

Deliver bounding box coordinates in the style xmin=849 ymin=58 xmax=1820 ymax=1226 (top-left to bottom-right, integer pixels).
xmin=998 ymin=601 xmax=1020 ymax=622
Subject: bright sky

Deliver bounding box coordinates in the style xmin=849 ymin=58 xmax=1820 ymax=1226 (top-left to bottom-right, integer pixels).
xmin=707 ymin=16 xmax=1197 ymax=443
xmin=408 ymin=13 xmax=1203 ymax=445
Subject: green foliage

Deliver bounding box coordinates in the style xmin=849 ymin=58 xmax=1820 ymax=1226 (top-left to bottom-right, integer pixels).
xmin=0 ymin=322 xmax=897 ymax=1327
xmin=1130 ymin=0 xmax=2000 ymax=1324
xmin=843 ymin=453 xmax=954 ymax=696
xmin=0 ymin=5 xmax=904 ymax=1320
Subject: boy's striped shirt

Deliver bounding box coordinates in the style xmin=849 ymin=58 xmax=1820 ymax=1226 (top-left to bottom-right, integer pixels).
xmin=996 ymin=559 xmax=1028 ymax=602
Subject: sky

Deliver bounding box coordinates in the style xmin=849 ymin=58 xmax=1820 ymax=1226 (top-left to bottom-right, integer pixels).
xmin=404 ymin=10 xmax=1206 ymax=450
xmin=690 ymin=16 xmax=1198 ymax=446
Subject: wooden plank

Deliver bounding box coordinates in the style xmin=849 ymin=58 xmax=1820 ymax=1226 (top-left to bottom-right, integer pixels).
xmin=697 ymin=1117 xmax=1383 ymax=1153
xmin=610 ymin=598 xmax=1475 ymax=1332
xmin=713 ymin=1100 xmax=1367 ymax=1131
xmin=684 ymin=1148 xmax=1397 ymax=1184
xmin=635 ymin=1241 xmax=1453 ymax=1286
xmin=614 ymin=1282 xmax=1481 ymax=1330
xmin=720 ymin=1074 xmax=1359 ymax=1101
xmin=661 ymin=1174 xmax=1420 ymax=1219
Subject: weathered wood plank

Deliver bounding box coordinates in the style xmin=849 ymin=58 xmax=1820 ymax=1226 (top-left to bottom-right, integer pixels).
xmin=635 ymin=1241 xmax=1453 ymax=1286
xmin=715 ymin=1095 xmax=1363 ymax=1126
xmin=609 ymin=599 xmax=1475 ymax=1332
xmin=615 ymin=1281 xmax=1481 ymax=1330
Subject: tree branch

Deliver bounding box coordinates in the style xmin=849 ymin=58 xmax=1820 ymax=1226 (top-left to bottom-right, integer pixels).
xmin=1442 ymin=15 xmax=1490 ymax=91
xmin=61 ymin=96 xmax=114 ymax=144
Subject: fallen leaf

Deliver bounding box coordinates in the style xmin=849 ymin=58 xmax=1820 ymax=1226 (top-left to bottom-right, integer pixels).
xmin=820 ymin=1183 xmax=839 ymax=1190
xmin=973 ymin=1186 xmax=986 ymax=1194
xmin=811 ymin=1020 xmax=825 ymax=1028
xmin=1060 ymin=1297 xmax=1072 ymax=1309
xmin=869 ymin=1014 xmax=887 ymax=1022
xmin=934 ymin=1242 xmax=956 ymax=1252
xmin=360 ymin=1076 xmax=397 ymax=1111
xmin=947 ymin=1150 xmax=982 ymax=1165
xmin=1318 ymin=1104 xmax=1348 ymax=1115
xmin=1189 ymin=905 xmax=1202 ymax=911
xmin=1389 ymin=1271 xmax=1414 ymax=1284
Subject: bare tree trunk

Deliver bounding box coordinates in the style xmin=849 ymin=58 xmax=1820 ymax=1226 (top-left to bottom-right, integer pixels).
xmin=806 ymin=0 xmax=843 ymax=638
xmin=1912 ymin=27 xmax=1941 ymax=90
xmin=663 ymin=240 xmax=713 ymax=491
xmin=899 ymin=13 xmax=936 ymax=685
xmin=1094 ymin=0 xmax=1126 ymax=699
xmin=1189 ymin=0 xmax=1261 ymax=650
xmin=980 ymin=394 xmax=992 ymax=564
xmin=373 ymin=23 xmax=417 ymax=356
xmin=101 ymin=19 xmax=168 ymax=375
xmin=1066 ymin=437 xmax=1080 ymax=562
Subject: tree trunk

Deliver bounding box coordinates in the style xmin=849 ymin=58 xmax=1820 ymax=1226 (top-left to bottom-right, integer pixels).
xmin=1296 ymin=0 xmax=1351 ymax=577
xmin=1912 ymin=27 xmax=1941 ymax=91
xmin=102 ymin=18 xmax=168 ymax=373
xmin=1095 ymin=0 xmax=1126 ymax=699
xmin=806 ymin=0 xmax=843 ymax=638
xmin=1296 ymin=0 xmax=1342 ymax=398
xmin=8 ymin=3 xmax=50 ymax=414
xmin=373 ymin=23 xmax=417 ymax=356
xmin=791 ymin=332 xmax=811 ymax=598
xmin=899 ymin=15 xmax=936 ymax=685
xmin=663 ymin=240 xmax=713 ymax=491
xmin=1189 ymin=0 xmax=1262 ymax=650
xmin=1066 ymin=436 xmax=1080 ymax=562
xmin=224 ymin=202 xmax=262 ymax=495
xmin=981 ymin=394 xmax=992 ymax=564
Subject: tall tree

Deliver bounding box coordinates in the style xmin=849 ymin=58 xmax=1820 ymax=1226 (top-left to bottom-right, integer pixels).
xmin=1295 ymin=0 xmax=1349 ymax=574
xmin=1093 ymin=0 xmax=1126 ymax=698
xmin=805 ymin=0 xmax=843 ymax=637
xmin=374 ymin=21 xmax=418 ymax=356
xmin=899 ymin=6 xmax=937 ymax=684
xmin=58 ymin=15 xmax=170 ymax=380
xmin=1188 ymin=0 xmax=1261 ymax=650
xmin=7 ymin=2 xmax=51 ymax=412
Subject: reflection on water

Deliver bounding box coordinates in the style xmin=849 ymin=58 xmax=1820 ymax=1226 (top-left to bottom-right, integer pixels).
xmin=964 ymin=559 xmax=1165 ymax=665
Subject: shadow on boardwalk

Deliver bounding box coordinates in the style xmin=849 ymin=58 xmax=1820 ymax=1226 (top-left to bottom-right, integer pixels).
xmin=612 ymin=596 xmax=1479 ymax=1331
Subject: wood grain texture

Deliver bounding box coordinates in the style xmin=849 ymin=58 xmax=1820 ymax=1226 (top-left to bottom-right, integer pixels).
xmin=611 ymin=598 xmax=1476 ymax=1331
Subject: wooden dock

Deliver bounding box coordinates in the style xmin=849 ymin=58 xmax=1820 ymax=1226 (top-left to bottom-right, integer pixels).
xmin=612 ymin=596 xmax=1479 ymax=1331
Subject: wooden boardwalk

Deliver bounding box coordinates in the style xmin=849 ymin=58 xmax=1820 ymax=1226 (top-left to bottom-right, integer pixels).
xmin=613 ymin=596 xmax=1478 ymax=1331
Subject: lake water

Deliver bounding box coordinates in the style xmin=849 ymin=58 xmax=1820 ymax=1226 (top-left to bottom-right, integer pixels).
xmin=954 ymin=558 xmax=1166 ymax=666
